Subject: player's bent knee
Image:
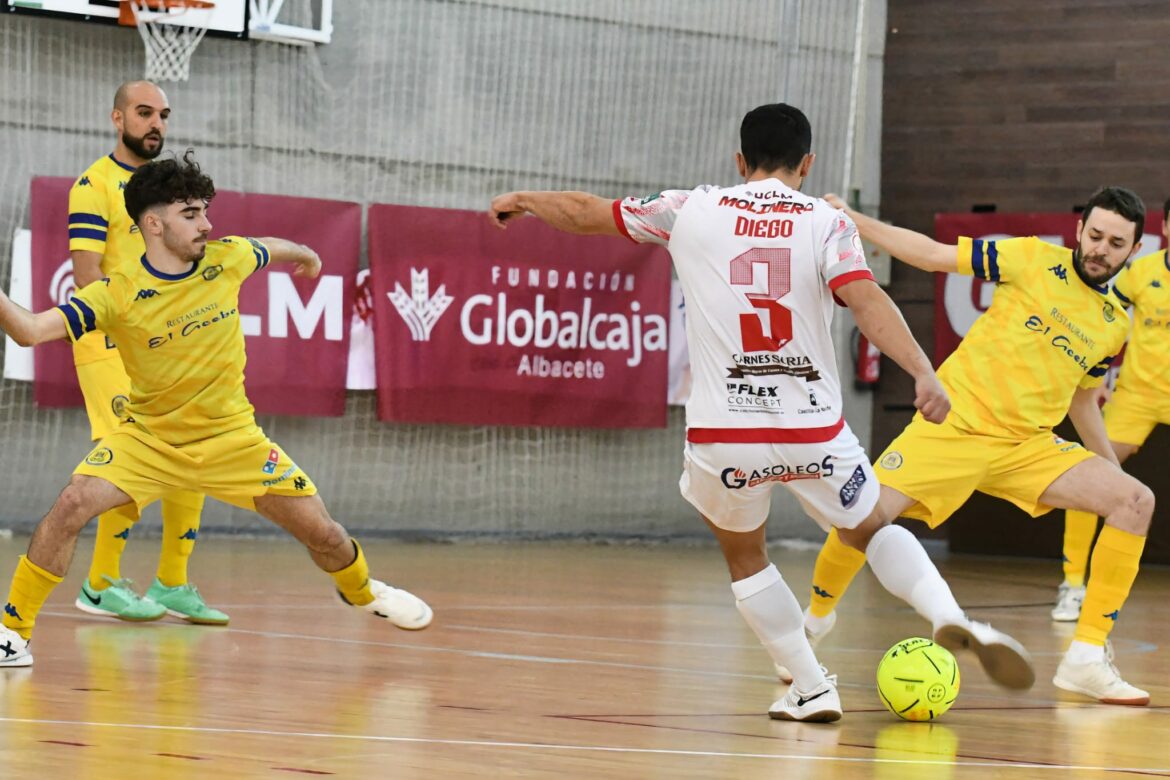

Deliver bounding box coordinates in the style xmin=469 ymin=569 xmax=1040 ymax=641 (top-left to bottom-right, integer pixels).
xmin=49 ymin=486 xmax=99 ymax=534
xmin=836 ymin=509 xmax=889 ymax=552
xmin=299 ymin=518 xmax=349 ymax=554
xmin=1103 ymin=478 xmax=1155 ymax=535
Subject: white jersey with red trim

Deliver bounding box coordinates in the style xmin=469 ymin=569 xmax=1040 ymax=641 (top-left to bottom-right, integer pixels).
xmin=613 ymin=179 xmax=873 ymax=443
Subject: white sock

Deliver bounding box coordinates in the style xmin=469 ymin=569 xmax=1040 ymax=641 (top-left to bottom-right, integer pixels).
xmin=732 ymin=564 xmax=826 ymax=692
xmin=866 ymin=525 xmax=965 ymax=630
xmin=804 ymin=609 xmax=834 ymax=635
xmin=1066 ymin=640 xmax=1105 ymax=664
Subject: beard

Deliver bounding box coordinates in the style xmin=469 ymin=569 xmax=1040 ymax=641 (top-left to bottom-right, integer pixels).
xmin=1071 ymin=246 xmax=1124 ymax=287
xmin=122 ymin=129 xmax=164 ymax=160
xmin=162 ymin=225 xmax=207 ymax=264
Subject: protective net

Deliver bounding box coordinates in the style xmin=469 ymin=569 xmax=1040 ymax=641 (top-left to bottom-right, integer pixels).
xmin=0 ymin=0 xmax=882 ymax=537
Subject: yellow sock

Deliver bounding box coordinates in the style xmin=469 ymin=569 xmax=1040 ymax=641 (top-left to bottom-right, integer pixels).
xmin=330 ymin=540 xmax=374 ymax=607
xmin=809 ymin=528 xmax=867 ymax=618
xmin=157 ymin=492 xmax=206 ymax=587
xmin=1062 ymin=510 xmax=1098 ymax=587
xmin=1074 ymin=525 xmax=1145 ymax=645
xmin=87 ymin=504 xmax=138 ymax=590
xmin=3 ymin=555 xmax=64 ymax=640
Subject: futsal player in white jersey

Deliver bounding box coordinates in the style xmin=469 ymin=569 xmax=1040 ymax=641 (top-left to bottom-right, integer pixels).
xmin=490 ymin=103 xmax=1032 ymax=722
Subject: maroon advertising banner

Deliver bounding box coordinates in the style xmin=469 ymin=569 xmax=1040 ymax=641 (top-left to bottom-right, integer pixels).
xmin=933 ymin=212 xmax=1166 ymax=364
xmin=30 ymin=176 xmax=360 ymax=415
xmin=369 ymin=203 xmax=672 ymax=428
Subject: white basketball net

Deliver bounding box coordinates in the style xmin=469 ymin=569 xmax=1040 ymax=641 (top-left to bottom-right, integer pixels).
xmin=130 ymin=1 xmax=212 ymax=82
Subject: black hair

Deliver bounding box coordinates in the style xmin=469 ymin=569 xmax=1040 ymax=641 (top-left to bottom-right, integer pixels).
xmin=1081 ymin=186 xmax=1145 ymax=244
xmin=739 ymin=103 xmax=812 ymax=173
xmin=124 ymin=149 xmax=215 ymax=225
xmin=1162 ymin=196 xmax=1170 ymax=223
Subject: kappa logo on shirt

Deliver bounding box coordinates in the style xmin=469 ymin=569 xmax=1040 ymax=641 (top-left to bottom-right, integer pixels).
xmin=1048 ymin=264 xmax=1069 ymax=283
xmin=134 ymin=288 xmax=160 ymax=301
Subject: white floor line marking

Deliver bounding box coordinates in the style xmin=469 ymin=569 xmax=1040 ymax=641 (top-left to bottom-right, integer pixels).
xmin=0 ymin=716 xmax=1164 ymax=773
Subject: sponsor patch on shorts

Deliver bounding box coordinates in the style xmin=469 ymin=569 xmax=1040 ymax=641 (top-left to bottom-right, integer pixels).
xmin=839 ymin=464 xmax=867 ymax=508
xmin=85 ymin=447 xmax=113 ymax=466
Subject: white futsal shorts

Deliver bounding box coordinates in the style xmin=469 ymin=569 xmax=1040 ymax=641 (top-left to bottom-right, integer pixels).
xmin=679 ymin=423 xmax=879 ymax=533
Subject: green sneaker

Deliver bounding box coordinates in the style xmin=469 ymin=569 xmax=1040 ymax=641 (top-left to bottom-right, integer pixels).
xmin=75 ymin=577 xmax=166 ymax=622
xmin=145 ymin=579 xmax=229 ymax=625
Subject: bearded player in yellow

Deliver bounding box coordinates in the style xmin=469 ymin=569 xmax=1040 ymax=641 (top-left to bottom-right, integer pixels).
xmin=68 ymin=80 xmax=225 ymax=624
xmin=789 ymin=187 xmax=1154 ymax=705
xmin=0 ymin=152 xmax=432 ymax=666
xmin=1054 ymin=197 xmax=1170 ymax=622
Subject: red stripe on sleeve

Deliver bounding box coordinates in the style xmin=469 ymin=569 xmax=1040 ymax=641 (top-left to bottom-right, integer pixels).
xmin=829 ymin=269 xmax=877 ymax=306
xmin=612 ymin=199 xmax=637 ymax=243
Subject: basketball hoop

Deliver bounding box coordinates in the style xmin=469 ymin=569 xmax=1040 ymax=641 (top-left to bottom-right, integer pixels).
xmin=119 ymin=0 xmax=216 ymax=82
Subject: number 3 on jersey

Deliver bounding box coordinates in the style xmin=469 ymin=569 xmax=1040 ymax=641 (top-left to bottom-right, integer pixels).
xmin=729 ymin=248 xmax=792 ymax=352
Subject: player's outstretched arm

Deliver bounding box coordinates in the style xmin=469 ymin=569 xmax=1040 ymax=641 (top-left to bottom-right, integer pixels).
xmin=823 ymin=194 xmax=958 ymax=274
xmin=0 ymin=288 xmax=68 ymax=346
xmin=489 ymin=191 xmax=621 ymax=235
xmin=1067 ymin=385 xmax=1120 ymax=467
xmin=256 ymin=237 xmax=321 ymax=278
xmin=835 ymin=278 xmax=950 ymax=424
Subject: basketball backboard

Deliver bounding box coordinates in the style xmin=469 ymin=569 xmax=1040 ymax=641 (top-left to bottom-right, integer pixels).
xmin=6 ymin=0 xmax=247 ymax=38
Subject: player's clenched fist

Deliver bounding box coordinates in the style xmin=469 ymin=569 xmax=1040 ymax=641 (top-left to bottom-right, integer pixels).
xmin=914 ymin=373 xmax=951 ymax=424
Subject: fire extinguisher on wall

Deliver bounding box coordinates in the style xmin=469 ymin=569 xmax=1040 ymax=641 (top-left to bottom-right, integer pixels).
xmin=852 ymin=327 xmax=881 ymax=387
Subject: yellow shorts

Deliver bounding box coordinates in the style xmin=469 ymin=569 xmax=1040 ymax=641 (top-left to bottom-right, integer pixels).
xmin=1103 ymin=387 xmax=1170 ymax=448
xmin=874 ymin=414 xmax=1095 ymax=528
xmin=74 ymin=425 xmax=318 ymax=513
xmin=75 ymin=356 xmax=133 ymax=441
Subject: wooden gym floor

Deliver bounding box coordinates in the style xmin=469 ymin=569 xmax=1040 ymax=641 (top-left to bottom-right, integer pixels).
xmin=0 ymin=534 xmax=1166 ymax=778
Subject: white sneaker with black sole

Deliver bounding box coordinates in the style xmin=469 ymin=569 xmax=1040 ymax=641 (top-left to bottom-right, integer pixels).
xmin=776 ymin=608 xmax=836 ymax=685
xmin=769 ymin=673 xmax=842 ymax=722
xmin=0 ymin=625 xmax=32 ymax=668
xmin=345 ymin=579 xmax=433 ymax=630
xmin=1051 ymin=583 xmax=1085 ymax=622
xmin=934 ymin=618 xmax=1035 ymax=690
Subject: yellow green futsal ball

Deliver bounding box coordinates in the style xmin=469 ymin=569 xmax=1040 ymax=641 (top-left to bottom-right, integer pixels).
xmin=876 ymin=637 xmax=960 ymax=721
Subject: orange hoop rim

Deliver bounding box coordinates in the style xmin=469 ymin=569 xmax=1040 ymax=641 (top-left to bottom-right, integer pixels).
xmin=118 ymin=0 xmax=216 ymax=26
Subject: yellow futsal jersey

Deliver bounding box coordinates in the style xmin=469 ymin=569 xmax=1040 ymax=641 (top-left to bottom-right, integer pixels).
xmin=54 ymin=237 xmax=271 ymax=446
xmin=941 ymin=237 xmax=1130 ymax=438
xmin=67 ymin=154 xmax=143 ymax=366
xmin=1111 ymin=250 xmax=1170 ymax=398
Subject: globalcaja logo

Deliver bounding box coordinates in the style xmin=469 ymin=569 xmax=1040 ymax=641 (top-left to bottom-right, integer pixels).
xmin=389 ymin=268 xmax=454 ymax=342
xmin=390 ymin=264 xmax=669 ymax=372
xmin=721 ymin=456 xmax=834 ymax=489
xmin=839 ymin=465 xmax=867 ymax=508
